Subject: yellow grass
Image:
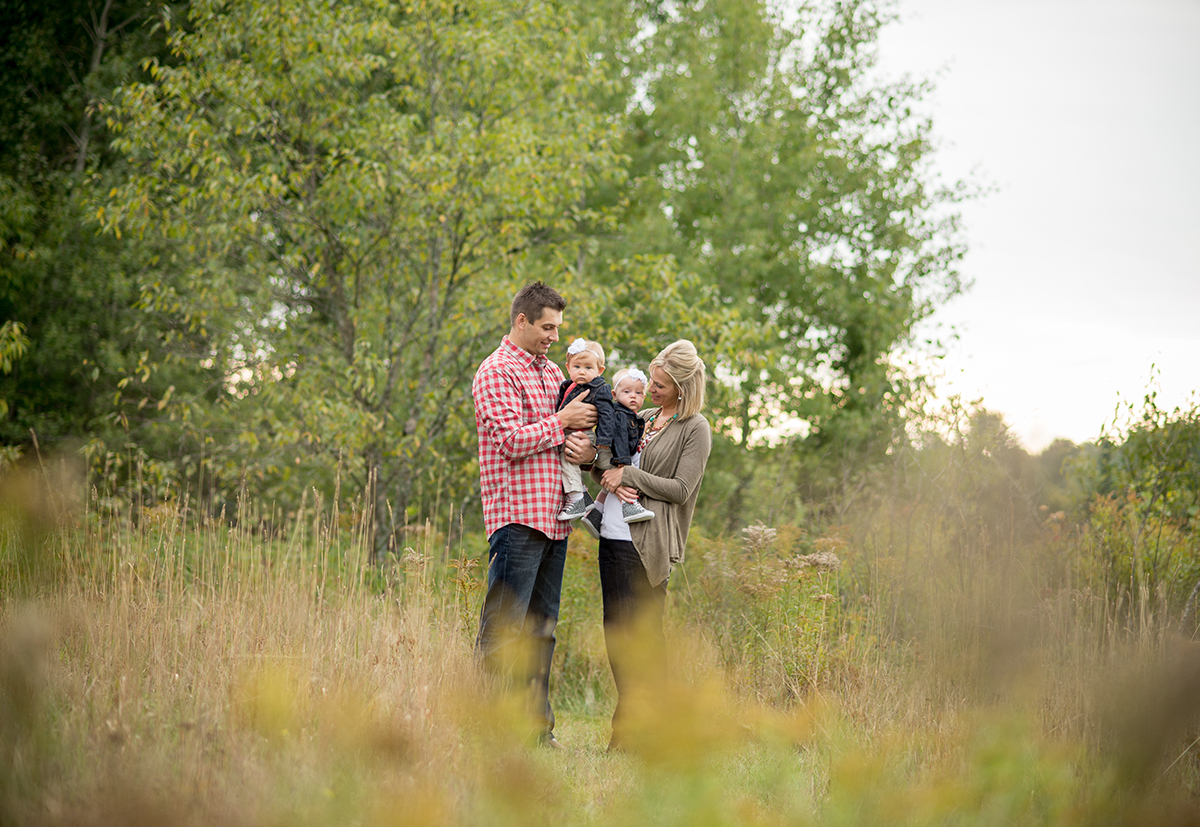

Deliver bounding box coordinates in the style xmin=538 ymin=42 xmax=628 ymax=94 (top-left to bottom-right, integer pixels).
xmin=2 ymin=464 xmax=1199 ymax=826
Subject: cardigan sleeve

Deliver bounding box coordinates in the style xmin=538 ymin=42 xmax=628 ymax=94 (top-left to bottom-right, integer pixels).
xmin=621 ymin=416 xmax=711 ymax=505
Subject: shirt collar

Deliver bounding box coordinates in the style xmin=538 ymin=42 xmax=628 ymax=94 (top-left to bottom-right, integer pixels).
xmin=501 ymin=335 xmax=548 ymax=370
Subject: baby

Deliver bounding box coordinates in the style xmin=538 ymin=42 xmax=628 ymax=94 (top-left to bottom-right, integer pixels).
xmin=555 ymin=340 xmax=654 ymax=524
xmin=579 ymin=366 xmax=654 ymax=538
xmin=555 ymin=338 xmax=613 ymax=520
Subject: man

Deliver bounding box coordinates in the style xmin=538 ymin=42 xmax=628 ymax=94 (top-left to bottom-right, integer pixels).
xmin=472 ymin=281 xmax=597 ymax=748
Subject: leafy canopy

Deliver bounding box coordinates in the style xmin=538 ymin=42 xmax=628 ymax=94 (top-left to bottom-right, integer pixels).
xmin=103 ymin=0 xmax=622 ymax=544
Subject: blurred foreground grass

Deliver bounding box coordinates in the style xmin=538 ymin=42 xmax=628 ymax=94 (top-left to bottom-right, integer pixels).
xmin=3 ymin=458 xmax=1200 ymax=826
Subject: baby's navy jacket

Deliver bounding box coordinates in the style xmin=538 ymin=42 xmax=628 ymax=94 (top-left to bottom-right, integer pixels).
xmin=555 ymin=376 xmax=617 ymax=455
xmin=609 ymin=404 xmax=645 ymax=467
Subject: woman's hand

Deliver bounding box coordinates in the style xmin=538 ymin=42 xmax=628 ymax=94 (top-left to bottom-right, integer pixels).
xmin=601 ymin=467 xmax=638 ymax=502
xmin=563 ymin=431 xmax=597 ymax=465
xmin=600 ymin=466 xmax=624 ymax=491
xmin=612 ymin=484 xmax=640 ymax=504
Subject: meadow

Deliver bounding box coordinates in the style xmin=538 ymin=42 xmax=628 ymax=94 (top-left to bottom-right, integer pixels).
xmin=2 ymin=432 xmax=1200 ymax=827
xmin=6 ymin=1 xmax=1198 ymax=821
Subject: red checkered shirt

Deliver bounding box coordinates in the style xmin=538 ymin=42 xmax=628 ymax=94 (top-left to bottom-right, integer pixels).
xmin=473 ymin=336 xmax=569 ymax=540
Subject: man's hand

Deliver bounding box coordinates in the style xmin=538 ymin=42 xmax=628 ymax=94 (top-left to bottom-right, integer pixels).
xmin=563 ymin=431 xmax=597 ymax=465
xmin=558 ymin=396 xmax=597 ymax=430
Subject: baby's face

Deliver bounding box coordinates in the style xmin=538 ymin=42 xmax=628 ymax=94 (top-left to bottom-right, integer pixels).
xmin=614 ymin=378 xmax=646 ymax=412
xmin=567 ymin=352 xmax=603 ymax=385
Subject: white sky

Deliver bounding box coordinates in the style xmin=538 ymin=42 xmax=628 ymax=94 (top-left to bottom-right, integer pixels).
xmin=874 ymin=0 xmax=1200 ymax=451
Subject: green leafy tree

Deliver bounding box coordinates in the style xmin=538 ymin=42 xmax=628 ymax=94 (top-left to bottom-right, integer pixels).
xmin=103 ymin=0 xmax=622 ymax=557
xmin=0 ymin=0 xmax=203 ymax=483
xmin=569 ymin=0 xmax=967 ymax=524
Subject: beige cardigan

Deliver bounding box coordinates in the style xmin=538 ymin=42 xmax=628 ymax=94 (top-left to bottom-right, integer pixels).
xmin=595 ymin=410 xmax=712 ymax=587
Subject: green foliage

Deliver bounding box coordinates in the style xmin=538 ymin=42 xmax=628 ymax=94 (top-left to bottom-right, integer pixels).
xmin=676 ymin=523 xmax=843 ymax=703
xmin=102 ymin=0 xmax=623 ymax=551
xmin=1082 ymin=388 xmax=1200 ymax=528
xmin=0 ymin=322 xmax=29 ymax=376
xmin=1065 ymin=389 xmax=1200 ymax=623
xmin=0 ymin=0 xmax=209 ymax=481
xmin=1076 ymin=492 xmax=1199 ymax=618
xmin=801 ymin=398 xmax=1084 ymax=695
xmin=4 ymin=0 xmax=970 ymax=541
xmin=0 ymin=321 xmax=29 ymax=420
xmin=576 ymin=0 xmax=966 ymax=467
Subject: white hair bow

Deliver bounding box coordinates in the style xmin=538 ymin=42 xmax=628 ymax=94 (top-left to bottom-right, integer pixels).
xmin=567 ymin=338 xmax=589 ymax=355
xmin=625 ymin=366 xmax=648 ymax=385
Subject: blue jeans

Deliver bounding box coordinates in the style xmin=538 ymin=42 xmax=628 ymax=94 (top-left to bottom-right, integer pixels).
xmin=475 ymin=523 xmax=567 ymax=737
xmin=597 ymin=537 xmax=667 ymax=747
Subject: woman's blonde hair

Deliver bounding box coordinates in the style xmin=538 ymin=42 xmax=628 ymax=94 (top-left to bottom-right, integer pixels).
xmin=649 ymin=339 xmax=706 ymax=420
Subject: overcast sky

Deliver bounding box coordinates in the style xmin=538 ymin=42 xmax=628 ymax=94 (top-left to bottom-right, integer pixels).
xmin=873 ymin=0 xmax=1200 ymax=450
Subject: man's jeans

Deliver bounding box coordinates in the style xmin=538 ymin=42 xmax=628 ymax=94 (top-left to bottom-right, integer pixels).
xmin=475 ymin=523 xmax=567 ymax=737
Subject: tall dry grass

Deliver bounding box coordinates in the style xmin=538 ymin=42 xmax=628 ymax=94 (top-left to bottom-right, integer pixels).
xmin=2 ymin=455 xmax=1200 ymax=826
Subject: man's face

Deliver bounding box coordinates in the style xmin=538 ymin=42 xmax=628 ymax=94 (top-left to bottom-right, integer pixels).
xmin=512 ymin=307 xmax=563 ymax=356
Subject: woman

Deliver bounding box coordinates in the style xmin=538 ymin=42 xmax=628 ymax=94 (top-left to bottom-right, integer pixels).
xmin=592 ymin=339 xmax=712 ymax=749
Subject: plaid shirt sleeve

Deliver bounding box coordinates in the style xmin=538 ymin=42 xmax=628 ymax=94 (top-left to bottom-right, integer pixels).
xmin=472 ymin=338 xmax=569 ymax=540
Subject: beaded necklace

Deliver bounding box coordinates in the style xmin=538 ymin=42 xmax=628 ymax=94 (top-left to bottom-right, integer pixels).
xmin=637 ymin=408 xmax=678 ymax=455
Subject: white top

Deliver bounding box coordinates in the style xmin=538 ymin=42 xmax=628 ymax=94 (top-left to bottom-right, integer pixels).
xmin=598 ymin=449 xmax=639 ymax=541
xmin=597 ymin=412 xmax=670 ymax=541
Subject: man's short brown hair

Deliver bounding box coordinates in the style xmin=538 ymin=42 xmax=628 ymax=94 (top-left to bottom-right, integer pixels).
xmin=510 ymin=281 xmax=566 ymax=327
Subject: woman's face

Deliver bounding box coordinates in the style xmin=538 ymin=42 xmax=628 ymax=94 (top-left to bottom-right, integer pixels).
xmin=648 ymin=366 xmax=679 ymax=411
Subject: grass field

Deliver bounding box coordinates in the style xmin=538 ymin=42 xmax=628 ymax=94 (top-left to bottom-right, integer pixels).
xmin=3 ymin=463 xmax=1200 ymax=826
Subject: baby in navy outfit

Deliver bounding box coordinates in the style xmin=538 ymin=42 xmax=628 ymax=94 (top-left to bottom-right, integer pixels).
xmin=554 ymin=339 xmax=652 ymax=524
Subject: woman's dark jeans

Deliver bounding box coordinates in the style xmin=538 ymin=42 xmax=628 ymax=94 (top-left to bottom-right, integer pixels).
xmin=475 ymin=523 xmax=567 ymax=739
xmin=597 ymin=537 xmax=666 ymax=745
